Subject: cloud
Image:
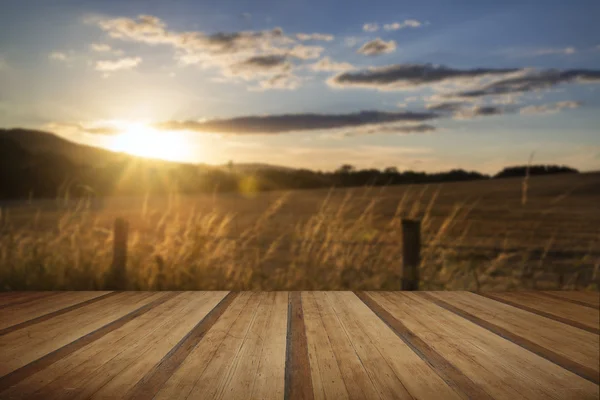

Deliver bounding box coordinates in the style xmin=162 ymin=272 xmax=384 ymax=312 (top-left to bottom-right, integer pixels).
xmin=426 ymin=102 xmax=468 ymax=112
xmin=95 ymin=57 xmax=142 ymax=72
xmin=329 ymin=63 xmax=520 ymax=90
xmin=296 ymin=33 xmax=334 ymax=42
xmin=532 ymin=47 xmax=576 ymax=56
xmin=92 ymin=14 xmax=332 ymax=89
xmin=49 ymin=52 xmax=68 ymax=61
xmin=156 ymin=110 xmax=438 ymax=135
xmin=519 ymin=101 xmax=581 ymax=115
xmin=363 ymin=23 xmax=379 ymax=32
xmin=45 ymin=122 xmax=121 ymax=136
xmin=345 ymin=123 xmax=436 ymax=136
xmin=309 ymin=57 xmax=354 ymax=72
xmin=287 ymin=44 xmax=324 ymax=59
xmin=447 ymin=69 xmax=600 ymax=99
xmin=229 ymin=54 xmax=291 ymax=78
xmin=357 ymin=38 xmax=397 ymax=56
xmin=90 ymin=43 xmax=112 ymax=52
xmin=383 ymin=20 xmax=422 ymax=31
xmin=453 ymin=105 xmax=505 ymax=119
xmin=253 ymin=73 xmax=301 ymax=90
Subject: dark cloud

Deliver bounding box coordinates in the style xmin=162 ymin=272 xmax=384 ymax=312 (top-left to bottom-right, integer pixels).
xmin=329 ymin=63 xmax=521 ymax=90
xmin=356 ymin=38 xmax=396 ymax=56
xmin=156 ymin=110 xmax=438 ymax=135
xmin=448 ymin=69 xmax=600 ymax=98
xmin=454 ymin=105 xmax=505 ymax=119
xmin=426 ymin=102 xmax=468 ymax=112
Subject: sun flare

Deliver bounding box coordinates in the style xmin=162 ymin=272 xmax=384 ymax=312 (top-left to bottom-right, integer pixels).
xmin=109 ymin=122 xmax=192 ymax=162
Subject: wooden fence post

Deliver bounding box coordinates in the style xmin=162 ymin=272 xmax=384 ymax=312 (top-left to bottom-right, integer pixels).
xmin=401 ymin=219 xmax=421 ymax=291
xmin=109 ymin=217 xmax=128 ymax=290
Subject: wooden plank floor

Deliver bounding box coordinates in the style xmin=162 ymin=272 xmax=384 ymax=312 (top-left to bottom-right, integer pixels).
xmin=0 ymin=291 xmax=598 ymax=399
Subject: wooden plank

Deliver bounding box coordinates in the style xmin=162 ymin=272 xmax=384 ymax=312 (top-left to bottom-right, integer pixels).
xmin=0 ymin=292 xmax=115 ymax=335
xmin=541 ymin=291 xmax=600 ymax=308
xmin=479 ymin=291 xmax=600 ymax=334
xmin=365 ymin=292 xmax=599 ymax=400
xmin=356 ymin=292 xmax=491 ymax=400
xmin=154 ymin=292 xmax=274 ymax=400
xmin=151 ymin=292 xmax=254 ymax=400
xmin=0 ymin=292 xmax=60 ymax=309
xmin=0 ymin=292 xmax=163 ymax=377
xmin=251 ymin=292 xmax=288 ymax=400
xmin=21 ymin=291 xmax=228 ymax=400
xmin=325 ymin=292 xmax=464 ymax=399
xmin=285 ymin=292 xmax=313 ymax=400
xmin=0 ymin=292 xmax=177 ymax=396
xmin=125 ymin=291 xmax=235 ymax=400
xmin=218 ymin=292 xmax=287 ymax=400
xmin=423 ymin=291 xmax=600 ymax=384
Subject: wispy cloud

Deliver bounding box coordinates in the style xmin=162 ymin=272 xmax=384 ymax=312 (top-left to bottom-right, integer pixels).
xmin=48 ymin=52 xmax=68 ymax=61
xmin=426 ymin=101 xmax=468 ymax=112
xmin=296 ymin=33 xmax=334 ymax=42
xmin=363 ymin=23 xmax=379 ymax=32
xmin=91 ymin=14 xmax=333 ymax=90
xmin=520 ymin=101 xmax=581 ymax=115
xmin=357 ymin=38 xmax=396 ymax=56
xmin=453 ymin=105 xmax=506 ymax=119
xmin=95 ymin=57 xmax=142 ymax=72
xmin=90 ymin=43 xmax=112 ymax=52
xmin=329 ymin=63 xmax=520 ymax=90
xmin=309 ymin=57 xmax=354 ymax=72
xmin=532 ymin=47 xmax=576 ymax=56
xmin=383 ymin=20 xmax=422 ymax=31
xmin=155 ymin=110 xmax=438 ymax=135
xmin=446 ymin=69 xmax=600 ymax=99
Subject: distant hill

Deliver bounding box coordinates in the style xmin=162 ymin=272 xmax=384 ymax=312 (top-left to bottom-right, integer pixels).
xmin=0 ymin=128 xmax=127 ymax=167
xmin=0 ymin=127 xmax=582 ymax=200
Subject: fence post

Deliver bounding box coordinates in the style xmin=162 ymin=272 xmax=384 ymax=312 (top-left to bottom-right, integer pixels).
xmin=401 ymin=219 xmax=420 ymax=290
xmin=109 ymin=217 xmax=128 ymax=290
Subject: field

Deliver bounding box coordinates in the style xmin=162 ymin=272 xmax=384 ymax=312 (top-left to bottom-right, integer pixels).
xmin=1 ymin=172 xmax=599 ymax=291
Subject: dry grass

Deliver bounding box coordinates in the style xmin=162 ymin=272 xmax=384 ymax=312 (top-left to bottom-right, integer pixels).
xmin=0 ymin=173 xmax=599 ymax=291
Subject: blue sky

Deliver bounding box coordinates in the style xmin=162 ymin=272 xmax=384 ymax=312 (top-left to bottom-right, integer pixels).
xmin=1 ymin=0 xmax=599 ymax=172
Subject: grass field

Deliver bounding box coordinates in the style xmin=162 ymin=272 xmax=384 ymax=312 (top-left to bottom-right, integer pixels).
xmin=1 ymin=172 xmax=599 ymax=291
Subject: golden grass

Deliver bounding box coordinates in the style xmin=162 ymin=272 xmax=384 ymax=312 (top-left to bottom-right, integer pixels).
xmin=0 ymin=174 xmax=599 ymax=291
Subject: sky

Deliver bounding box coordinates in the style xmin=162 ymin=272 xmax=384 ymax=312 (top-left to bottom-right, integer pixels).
xmin=1 ymin=0 xmax=599 ymax=173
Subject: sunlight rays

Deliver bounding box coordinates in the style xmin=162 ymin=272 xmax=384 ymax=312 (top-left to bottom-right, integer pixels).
xmin=108 ymin=122 xmax=192 ymax=162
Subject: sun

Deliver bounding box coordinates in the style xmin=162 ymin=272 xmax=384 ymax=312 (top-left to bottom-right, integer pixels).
xmin=108 ymin=122 xmax=192 ymax=162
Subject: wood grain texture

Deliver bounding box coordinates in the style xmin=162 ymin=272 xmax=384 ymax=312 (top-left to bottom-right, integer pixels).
xmin=318 ymin=292 xmax=464 ymax=399
xmin=0 ymin=292 xmax=115 ymax=335
xmin=154 ymin=292 xmax=288 ymax=400
xmin=366 ymin=292 xmax=599 ymax=400
xmin=423 ymin=291 xmax=600 ymax=384
xmin=0 ymin=292 xmax=60 ymax=309
xmin=0 ymin=292 xmax=163 ymax=378
xmin=478 ymin=291 xmax=600 ymax=334
xmin=539 ymin=291 xmax=600 ymax=308
xmin=126 ymin=291 xmax=234 ymax=400
xmin=356 ymin=291 xmax=490 ymax=400
xmin=0 ymin=292 xmax=177 ymax=395
xmin=285 ymin=292 xmax=313 ymax=400
xmin=0 ymin=291 xmax=598 ymax=400
xmin=36 ymin=291 xmax=227 ymax=400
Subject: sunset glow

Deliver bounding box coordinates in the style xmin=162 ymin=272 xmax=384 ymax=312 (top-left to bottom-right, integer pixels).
xmin=109 ymin=123 xmax=192 ymax=162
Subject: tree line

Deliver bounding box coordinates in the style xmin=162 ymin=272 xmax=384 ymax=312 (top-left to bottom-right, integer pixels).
xmin=0 ymin=135 xmax=579 ymax=200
